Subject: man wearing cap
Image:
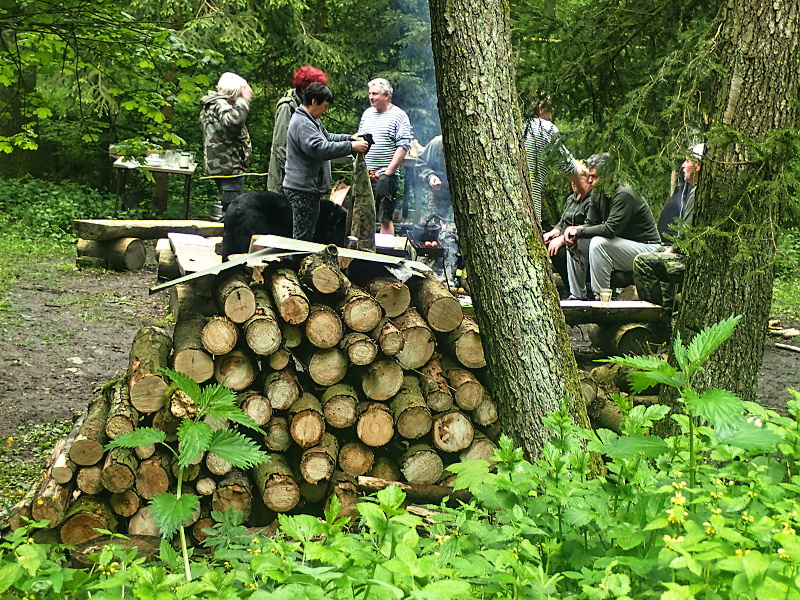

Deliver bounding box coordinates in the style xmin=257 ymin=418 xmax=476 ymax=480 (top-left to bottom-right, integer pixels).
xmin=632 ymin=143 xmax=705 ymax=338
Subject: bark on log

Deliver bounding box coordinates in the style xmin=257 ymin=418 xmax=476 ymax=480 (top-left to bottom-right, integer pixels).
xmin=76 ymin=466 xmax=104 ymax=495
xmin=31 ymin=476 xmax=73 ymax=527
xmin=289 ymin=393 xmax=326 ymax=448
xmin=281 ymin=324 xmax=303 ymax=349
xmin=52 ymin=416 xmax=85 ymax=484
xmin=152 ymin=406 xmax=180 ymax=442
xmin=370 ymin=317 xmax=405 ymax=356
xmin=441 ymin=357 xmax=485 ymax=411
xmin=214 ymin=348 xmax=257 ymax=391
xmin=214 ymin=272 xmax=257 ymax=323
xmin=431 ymin=410 xmax=474 ymax=453
xmin=338 ymin=441 xmax=375 ymax=477
xmin=263 ymin=367 xmax=300 ymax=411
xmin=243 ymin=288 xmax=283 ymax=356
xmin=391 ymin=375 xmax=433 ymax=440
xmin=401 ymin=443 xmax=444 ymax=485
xmin=355 ymin=475 xmax=471 ymax=504
xmin=299 ymin=432 xmax=339 ymax=484
xmin=136 ymin=452 xmax=171 ymax=500
xmin=156 ymin=242 xmax=181 ymax=281
xmin=100 ymin=447 xmax=138 ymax=494
xmin=459 ymin=432 xmax=498 ymax=463
xmin=73 ymin=219 xmax=223 ymax=241
xmin=366 ymin=276 xmax=411 ymax=318
xmin=253 ymin=454 xmax=301 ymax=513
xmin=409 ymin=274 xmax=463 ymax=333
xmin=298 ymin=246 xmax=349 ymax=296
xmin=444 ymin=315 xmax=486 ymax=369
xmin=393 ymin=308 xmax=436 ymax=370
xmin=305 ymin=303 xmax=344 ymax=349
xmin=299 ymin=479 xmax=328 ymax=504
xmin=8 ymin=481 xmax=38 ymax=531
xmin=128 ymin=326 xmax=172 ymax=414
xmin=271 ymin=267 xmax=310 ymax=325
xmin=212 ymin=469 xmax=253 ymax=521
xmin=135 ymin=444 xmax=156 ymax=460
xmin=337 ymin=285 xmax=383 ymax=333
xmin=267 ymin=347 xmax=291 ymax=371
xmin=60 ymin=497 xmax=118 ymax=546
xmin=339 ymin=331 xmax=378 ymax=366
xmin=201 ymin=315 xmax=239 ymax=356
xmin=76 ymin=237 xmax=146 ymax=271
xmin=587 ymin=323 xmax=656 ymax=356
xmin=355 ymin=402 xmax=395 ymax=447
xmin=593 ymin=402 xmax=625 ymax=433
xmin=239 ymin=390 xmax=273 ymax=426
xmin=263 ymin=416 xmax=292 ymax=452
xmin=419 ymin=356 xmax=455 ymax=412
xmin=359 ymin=358 xmax=404 ymax=402
xmin=472 ymin=393 xmax=499 ymax=426
xmin=168 ymin=387 xmax=199 ymax=420
xmin=105 ymin=381 xmax=140 ymax=440
xmin=110 ymin=489 xmax=142 ymax=518
xmin=70 ymin=392 xmax=110 ymax=466
xmin=325 ymin=473 xmax=360 ymax=520
xmin=170 ymin=283 xmax=217 ymax=322
xmin=172 ymin=311 xmax=215 ymax=383
xmin=321 ymin=383 xmax=359 ymax=429
xmin=580 ymin=376 xmax=599 ymax=406
xmin=367 ymin=454 xmax=402 ymax=481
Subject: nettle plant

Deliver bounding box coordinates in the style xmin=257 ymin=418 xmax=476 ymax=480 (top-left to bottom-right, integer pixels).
xmin=447 ymin=315 xmax=800 ymax=599
xmin=106 ymin=368 xmax=269 ymax=581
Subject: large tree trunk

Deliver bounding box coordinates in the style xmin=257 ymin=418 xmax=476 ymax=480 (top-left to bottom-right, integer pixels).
xmin=667 ymin=0 xmax=799 ymax=409
xmin=428 ymin=0 xmax=591 ymax=459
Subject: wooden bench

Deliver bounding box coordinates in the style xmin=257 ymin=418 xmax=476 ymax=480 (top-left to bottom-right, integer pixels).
xmin=561 ymin=299 xmax=663 ymax=355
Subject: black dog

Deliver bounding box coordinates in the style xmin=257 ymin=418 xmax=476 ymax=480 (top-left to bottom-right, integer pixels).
xmin=221 ymin=191 xmax=348 ymax=259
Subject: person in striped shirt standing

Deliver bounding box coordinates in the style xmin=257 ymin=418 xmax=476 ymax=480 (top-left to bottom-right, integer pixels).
xmin=522 ymin=91 xmax=580 ymax=224
xmin=359 ymin=78 xmax=413 ymax=235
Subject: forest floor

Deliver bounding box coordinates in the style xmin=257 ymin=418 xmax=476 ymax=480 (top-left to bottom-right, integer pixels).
xmin=0 ymin=248 xmax=798 ymax=508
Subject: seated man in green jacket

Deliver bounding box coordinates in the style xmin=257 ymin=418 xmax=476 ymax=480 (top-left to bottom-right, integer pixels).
xmin=563 ymin=153 xmax=662 ymax=300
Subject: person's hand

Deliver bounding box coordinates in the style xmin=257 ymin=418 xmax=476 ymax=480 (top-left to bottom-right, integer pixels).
xmin=547 ymin=235 xmax=565 ymax=256
xmin=563 ymin=225 xmax=581 ymax=244
xmin=240 ymin=83 xmax=253 ymax=101
xmin=428 ymin=174 xmax=442 ymax=190
xmin=351 ymin=140 xmax=369 ymax=153
xmin=542 ymin=228 xmax=560 ymax=243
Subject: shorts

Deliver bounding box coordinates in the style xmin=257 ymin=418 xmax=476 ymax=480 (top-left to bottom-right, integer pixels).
xmin=371 ymin=173 xmax=398 ymax=223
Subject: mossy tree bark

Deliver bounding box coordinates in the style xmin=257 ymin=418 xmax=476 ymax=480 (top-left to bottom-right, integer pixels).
xmin=428 ymin=0 xmax=590 ymax=459
xmin=666 ymin=0 xmax=800 ymax=412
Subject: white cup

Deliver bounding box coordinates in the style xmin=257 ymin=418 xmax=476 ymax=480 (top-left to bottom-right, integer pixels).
xmin=179 ymin=152 xmax=191 ymax=168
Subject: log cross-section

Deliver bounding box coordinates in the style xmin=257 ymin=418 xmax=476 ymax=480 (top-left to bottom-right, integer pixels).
xmin=127 ymin=326 xmax=172 ymax=414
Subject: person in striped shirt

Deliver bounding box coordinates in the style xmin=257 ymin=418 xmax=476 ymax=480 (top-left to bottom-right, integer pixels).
xmin=522 ymin=91 xmax=580 ymax=224
xmin=358 ymin=78 xmax=413 ymax=235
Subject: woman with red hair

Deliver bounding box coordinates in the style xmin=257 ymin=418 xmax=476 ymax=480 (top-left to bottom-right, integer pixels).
xmin=267 ymin=66 xmax=329 ymax=193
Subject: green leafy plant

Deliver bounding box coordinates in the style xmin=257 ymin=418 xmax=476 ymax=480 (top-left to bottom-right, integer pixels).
xmin=106 ymin=368 xmax=269 ymax=581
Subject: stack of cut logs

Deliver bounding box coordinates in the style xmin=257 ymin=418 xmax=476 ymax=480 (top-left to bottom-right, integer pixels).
xmin=11 ymin=244 xmax=498 ymax=546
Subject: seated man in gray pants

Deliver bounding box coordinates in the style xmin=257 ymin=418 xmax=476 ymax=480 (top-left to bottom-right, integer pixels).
xmin=563 ymin=153 xmax=662 ymax=299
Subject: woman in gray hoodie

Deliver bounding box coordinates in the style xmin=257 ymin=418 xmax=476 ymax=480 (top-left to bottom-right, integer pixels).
xmin=283 ymin=83 xmax=368 ymax=241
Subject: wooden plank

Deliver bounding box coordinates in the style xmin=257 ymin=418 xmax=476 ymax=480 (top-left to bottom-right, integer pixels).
xmin=73 ymin=220 xmax=223 ymax=241
xmin=560 ymin=300 xmax=662 ymax=325
xmin=169 ymin=233 xmax=222 ymax=275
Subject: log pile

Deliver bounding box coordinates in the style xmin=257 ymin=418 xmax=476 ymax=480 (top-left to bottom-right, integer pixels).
xmin=13 ymin=247 xmax=499 ymax=545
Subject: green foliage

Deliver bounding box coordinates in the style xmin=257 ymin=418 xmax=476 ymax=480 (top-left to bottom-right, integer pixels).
xmin=106 ymin=368 xmax=269 ymax=579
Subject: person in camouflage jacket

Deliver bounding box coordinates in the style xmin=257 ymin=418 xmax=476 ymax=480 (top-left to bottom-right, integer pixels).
xmin=200 ymin=72 xmax=253 ymax=221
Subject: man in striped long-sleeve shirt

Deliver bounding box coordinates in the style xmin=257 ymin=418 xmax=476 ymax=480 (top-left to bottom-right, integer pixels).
xmin=359 ymin=78 xmax=413 ymax=235
xmin=523 ymin=92 xmax=579 ymax=224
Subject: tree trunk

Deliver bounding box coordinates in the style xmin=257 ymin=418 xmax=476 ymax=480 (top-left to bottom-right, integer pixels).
xmin=337 ymin=285 xmax=383 ymax=333
xmin=253 ymin=453 xmax=301 ymax=513
xmin=172 ymin=311 xmax=215 ymax=383
xmin=70 ymin=393 xmax=110 ymax=466
xmin=366 ymin=276 xmax=411 ymax=318
xmin=298 ymin=246 xmax=349 ymax=296
xmin=305 ymin=303 xmax=344 ymax=349
xmin=339 ymin=331 xmax=379 ymax=366
xmin=105 ymin=381 xmax=140 ymax=440
xmin=338 ymin=441 xmax=375 ymax=476
xmin=214 ymin=273 xmax=256 ymax=324
xmin=391 ymin=375 xmax=433 ymax=440
xmin=52 ymin=417 xmax=84 ymax=484
xmin=212 ymin=469 xmax=253 ymax=521
xmin=667 ymin=0 xmax=800 ymax=409
xmin=409 ymin=274 xmax=463 ymax=333
xmin=358 ymin=358 xmax=404 ymax=401
xmin=441 ymin=357 xmax=485 ymax=411
xmin=60 ymin=497 xmax=117 ymax=546
xmin=428 ymin=0 xmax=591 ymax=459
xmin=370 ymin=317 xmax=405 ymax=357
xmin=320 ymin=383 xmax=359 ymax=429
xmin=201 ymin=315 xmax=239 ymax=356
xmin=263 ymin=416 xmax=292 ymax=452
xmin=444 ymin=315 xmax=486 ymax=369
xmin=76 ymin=466 xmax=104 ymax=495
xmin=242 ymin=288 xmax=283 ymax=356
xmin=355 ymin=402 xmax=395 ymax=447
xmin=214 ymin=348 xmax=257 ymax=391
xmin=299 ymin=432 xmax=339 ymax=484
xmin=136 ymin=452 xmax=172 ymax=500
xmin=289 ymin=393 xmax=326 ymax=448
xmin=401 ymin=443 xmax=444 ymax=485
xmin=393 ymin=308 xmax=435 ymax=370
xmin=431 ymin=409 xmax=474 ymax=453
xmin=419 ymin=356 xmax=455 ymax=412
xmin=239 ymin=390 xmax=273 ymax=426
xmin=263 ymin=367 xmax=300 ymax=410
xmin=271 ymin=267 xmax=310 ymax=325
xmin=100 ymin=447 xmax=138 ymax=494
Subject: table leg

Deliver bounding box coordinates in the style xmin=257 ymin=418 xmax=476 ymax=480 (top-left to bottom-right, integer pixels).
xmin=182 ymin=175 xmax=192 ymax=219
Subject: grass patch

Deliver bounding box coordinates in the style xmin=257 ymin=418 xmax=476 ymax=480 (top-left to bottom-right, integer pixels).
xmin=772 ymin=277 xmax=800 ymax=323
xmin=0 ymin=420 xmax=74 ymax=512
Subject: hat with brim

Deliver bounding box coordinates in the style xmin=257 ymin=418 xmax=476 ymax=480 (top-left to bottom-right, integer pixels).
xmin=687 ymin=143 xmax=706 ymax=162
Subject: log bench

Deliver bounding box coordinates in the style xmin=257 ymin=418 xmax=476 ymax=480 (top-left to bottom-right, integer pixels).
xmin=561 ymin=299 xmax=663 ymax=355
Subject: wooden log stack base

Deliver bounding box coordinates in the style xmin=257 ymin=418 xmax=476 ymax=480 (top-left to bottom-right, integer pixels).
xmin=49 ymin=254 xmax=510 ymax=542
xmin=76 ymin=237 xmax=146 ymax=271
